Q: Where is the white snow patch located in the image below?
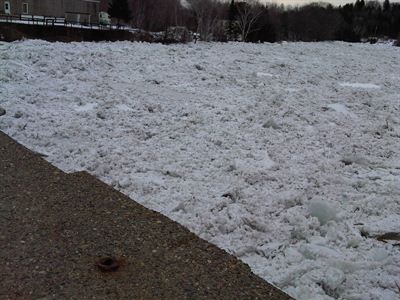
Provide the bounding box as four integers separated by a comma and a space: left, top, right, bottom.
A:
339, 82, 381, 89
362, 215, 400, 236
256, 72, 275, 78
74, 102, 97, 112
116, 104, 133, 111
327, 103, 357, 118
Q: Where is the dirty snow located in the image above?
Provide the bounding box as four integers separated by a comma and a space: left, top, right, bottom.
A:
1, 40, 400, 300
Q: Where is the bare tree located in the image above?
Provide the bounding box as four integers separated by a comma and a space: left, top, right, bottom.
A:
129, 0, 183, 31
235, 0, 263, 41
186, 0, 221, 41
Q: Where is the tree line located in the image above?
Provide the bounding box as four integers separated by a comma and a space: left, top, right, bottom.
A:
108, 0, 400, 42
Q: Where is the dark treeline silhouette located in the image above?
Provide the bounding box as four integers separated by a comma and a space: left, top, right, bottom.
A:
108, 0, 400, 42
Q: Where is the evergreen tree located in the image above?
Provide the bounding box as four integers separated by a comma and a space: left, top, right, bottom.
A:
383, 0, 390, 12
108, 0, 132, 25
227, 0, 239, 40
355, 0, 365, 11
228, 0, 236, 22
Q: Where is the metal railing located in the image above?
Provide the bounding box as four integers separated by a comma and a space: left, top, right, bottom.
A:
0, 13, 116, 30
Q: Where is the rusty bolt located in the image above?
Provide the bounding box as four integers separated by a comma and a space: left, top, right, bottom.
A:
96, 257, 120, 272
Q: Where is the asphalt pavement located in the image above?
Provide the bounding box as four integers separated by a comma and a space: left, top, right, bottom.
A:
0, 131, 292, 299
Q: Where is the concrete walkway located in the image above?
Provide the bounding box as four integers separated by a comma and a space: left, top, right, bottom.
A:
0, 131, 292, 299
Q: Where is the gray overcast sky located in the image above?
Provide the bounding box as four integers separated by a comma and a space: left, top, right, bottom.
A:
184, 0, 399, 8
263, 0, 400, 6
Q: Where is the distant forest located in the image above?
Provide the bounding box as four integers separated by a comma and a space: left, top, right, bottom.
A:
109, 0, 400, 42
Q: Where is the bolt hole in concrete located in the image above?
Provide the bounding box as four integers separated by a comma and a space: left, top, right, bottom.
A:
96, 257, 120, 272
